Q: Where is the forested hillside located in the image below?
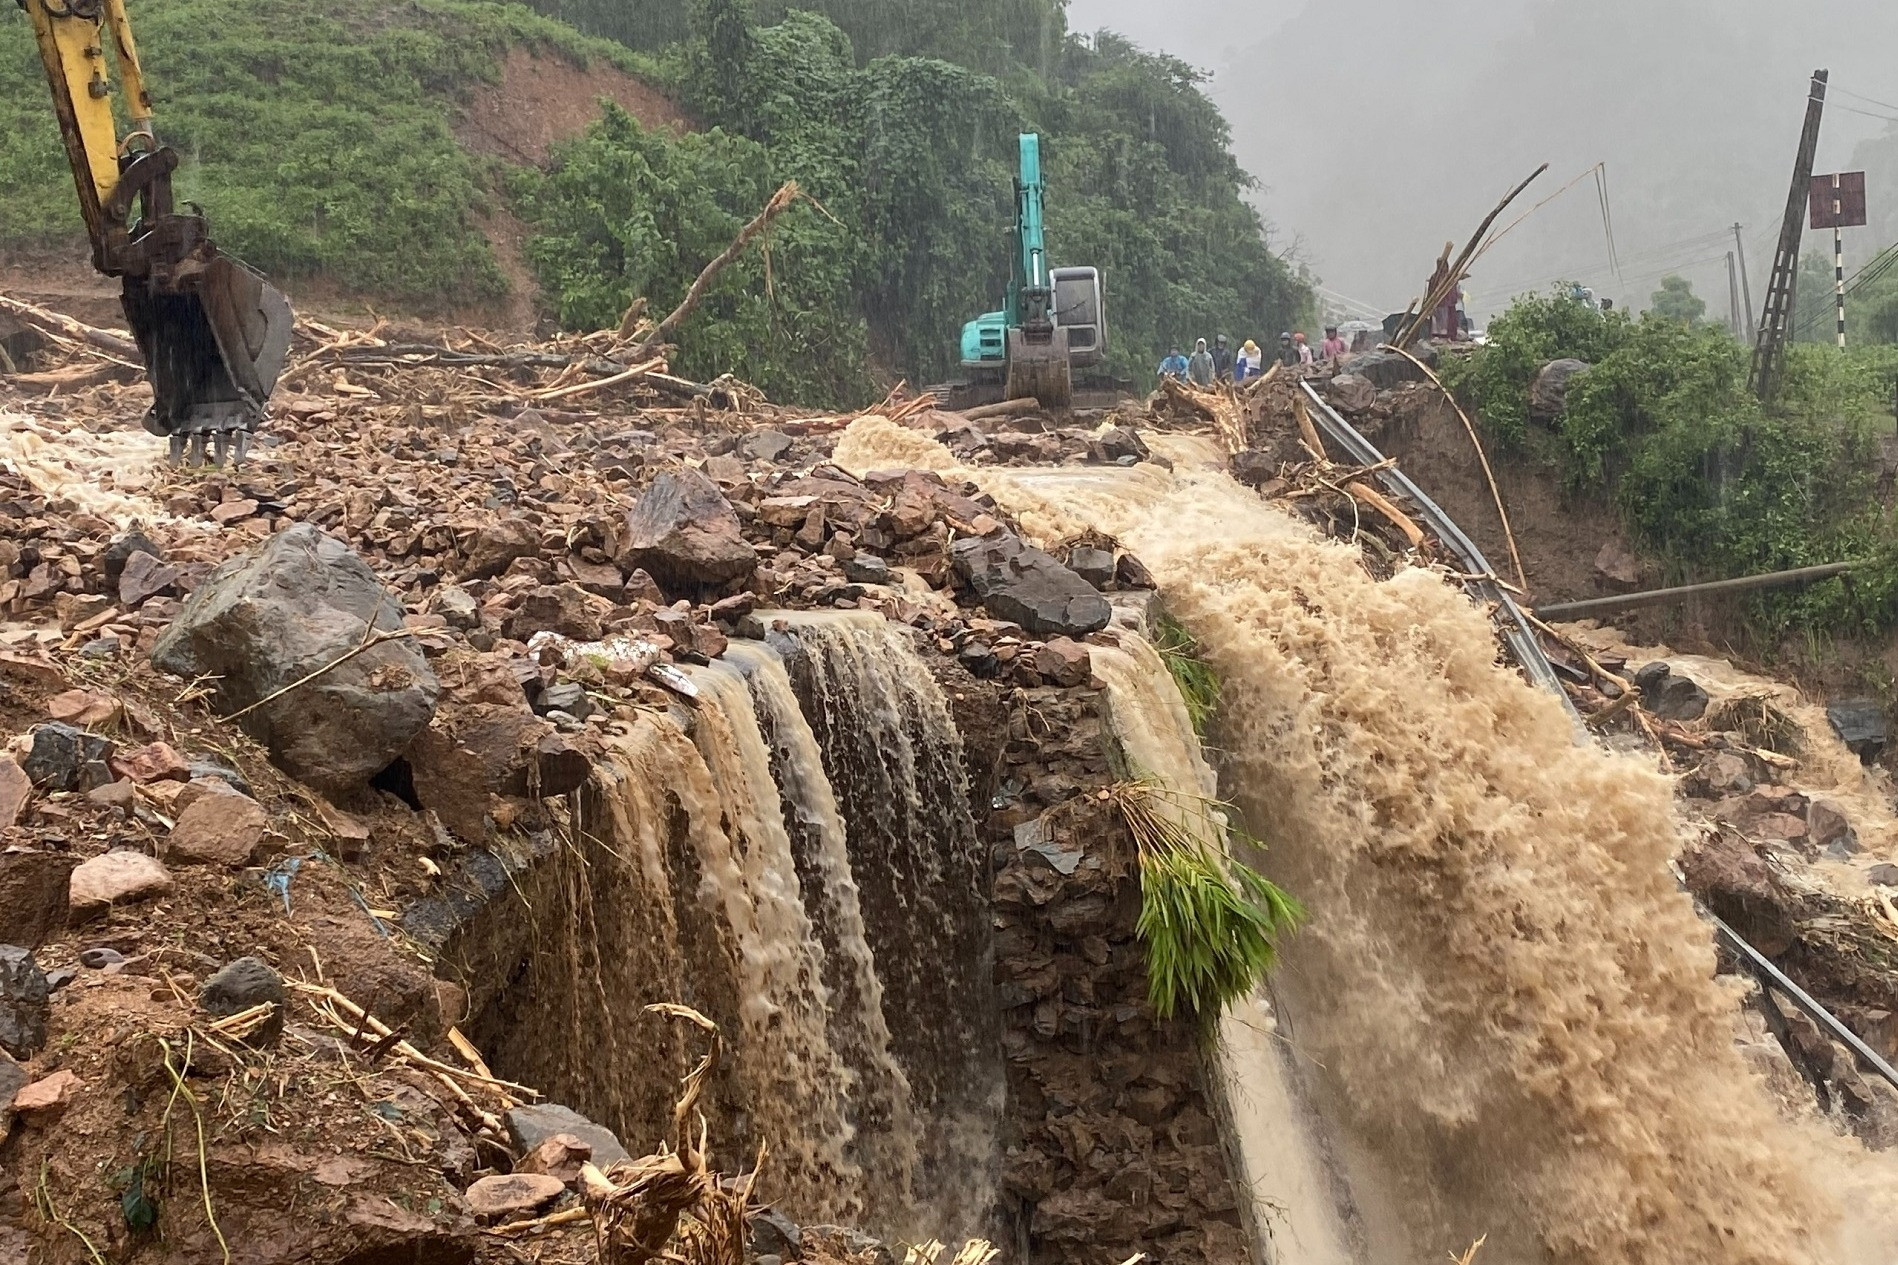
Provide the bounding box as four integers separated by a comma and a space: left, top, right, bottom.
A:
0, 0, 1310, 406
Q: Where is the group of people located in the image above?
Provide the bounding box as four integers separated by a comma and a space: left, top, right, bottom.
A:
1158, 327, 1351, 387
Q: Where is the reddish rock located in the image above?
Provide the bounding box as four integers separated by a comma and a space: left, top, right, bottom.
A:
168, 794, 271, 867
519, 1132, 592, 1186
1680, 831, 1797, 955
1035, 638, 1093, 688
0, 652, 64, 689
118, 549, 181, 606
464, 518, 542, 580
109, 742, 191, 784
464, 1172, 565, 1222
68, 850, 172, 919
1808, 799, 1855, 850
558, 556, 626, 602
614, 469, 757, 591
0, 757, 28, 828
1752, 812, 1810, 845
45, 689, 120, 727
506, 584, 606, 642
12, 1069, 80, 1122
624, 569, 665, 606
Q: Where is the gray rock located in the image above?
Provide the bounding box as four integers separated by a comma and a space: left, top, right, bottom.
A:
435, 586, 480, 630
1342, 345, 1433, 390
614, 469, 757, 591
749, 1207, 803, 1261
950, 534, 1111, 637
1530, 358, 1591, 424
0, 946, 48, 1058
1651, 673, 1710, 723
1065, 545, 1116, 590
118, 549, 181, 606
0, 1048, 24, 1138
535, 682, 593, 722
150, 524, 440, 794
78, 947, 124, 970
102, 531, 162, 582
741, 429, 795, 462
1096, 427, 1148, 463
1828, 699, 1888, 763
188, 757, 252, 798
1632, 661, 1672, 694
1327, 372, 1378, 414
1228, 449, 1279, 489
198, 956, 288, 1045
43, 967, 75, 992
1869, 863, 1898, 887
505, 1103, 630, 1169
841, 553, 892, 586
23, 723, 115, 792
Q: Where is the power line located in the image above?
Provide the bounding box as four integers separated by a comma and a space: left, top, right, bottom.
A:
1833, 103, 1898, 125
1836, 85, 1898, 114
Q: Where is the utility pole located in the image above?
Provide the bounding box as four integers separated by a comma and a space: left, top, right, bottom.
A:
1751, 70, 1828, 405
1732, 223, 1757, 342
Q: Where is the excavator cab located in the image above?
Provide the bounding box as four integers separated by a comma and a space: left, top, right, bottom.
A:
22, 0, 292, 465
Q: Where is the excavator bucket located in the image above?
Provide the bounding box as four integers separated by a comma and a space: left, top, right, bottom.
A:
1004, 325, 1073, 408
122, 253, 293, 467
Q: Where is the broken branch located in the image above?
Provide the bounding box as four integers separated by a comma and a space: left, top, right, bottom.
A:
628, 181, 802, 365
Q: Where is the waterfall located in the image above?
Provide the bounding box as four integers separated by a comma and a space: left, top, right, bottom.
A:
763, 610, 1005, 1238
476, 616, 997, 1239
963, 447, 1894, 1264
723, 640, 921, 1228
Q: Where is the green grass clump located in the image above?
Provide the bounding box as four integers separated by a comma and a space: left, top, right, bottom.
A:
1112, 781, 1302, 1026
1152, 614, 1220, 736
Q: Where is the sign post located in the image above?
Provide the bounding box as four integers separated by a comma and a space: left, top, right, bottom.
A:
1810, 171, 1868, 348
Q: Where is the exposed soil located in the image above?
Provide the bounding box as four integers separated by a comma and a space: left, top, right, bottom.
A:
455, 47, 692, 167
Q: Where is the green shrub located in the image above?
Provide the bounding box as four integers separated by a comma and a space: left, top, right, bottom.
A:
1450, 287, 1898, 639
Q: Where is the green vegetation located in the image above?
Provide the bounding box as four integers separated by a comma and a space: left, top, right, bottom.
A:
1, 0, 1310, 406
520, 3, 1312, 403
1153, 613, 1221, 736
1793, 242, 1898, 346
1648, 274, 1705, 326
0, 0, 641, 302
1109, 782, 1303, 1026
1444, 286, 1898, 638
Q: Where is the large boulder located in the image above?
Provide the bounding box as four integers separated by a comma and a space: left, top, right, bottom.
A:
1530, 358, 1591, 425
1828, 699, 1888, 763
951, 534, 1112, 637
151, 525, 439, 793
1342, 345, 1434, 391
613, 469, 756, 591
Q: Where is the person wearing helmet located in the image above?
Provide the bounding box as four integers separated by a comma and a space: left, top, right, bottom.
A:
1294, 331, 1315, 367
1278, 332, 1298, 367
1236, 339, 1265, 381
1321, 325, 1347, 360
1158, 345, 1190, 382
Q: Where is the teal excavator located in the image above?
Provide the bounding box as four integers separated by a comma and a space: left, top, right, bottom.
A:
955, 133, 1106, 409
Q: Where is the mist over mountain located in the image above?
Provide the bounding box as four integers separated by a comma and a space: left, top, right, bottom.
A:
1068, 0, 1898, 321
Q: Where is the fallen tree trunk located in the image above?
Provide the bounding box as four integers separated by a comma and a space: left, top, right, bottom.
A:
961, 397, 1041, 422
0, 292, 142, 361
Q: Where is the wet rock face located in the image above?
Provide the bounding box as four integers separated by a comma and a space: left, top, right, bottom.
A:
1827, 699, 1888, 763
151, 523, 440, 793
950, 534, 1111, 637
614, 468, 757, 591
1530, 358, 1591, 424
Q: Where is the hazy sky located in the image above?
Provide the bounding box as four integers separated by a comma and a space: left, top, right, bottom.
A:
1068, 0, 1898, 321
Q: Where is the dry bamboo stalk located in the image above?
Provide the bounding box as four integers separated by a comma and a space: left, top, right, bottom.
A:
1378, 342, 1528, 593
1344, 481, 1425, 548
1395, 164, 1549, 349
289, 981, 539, 1100
447, 1026, 495, 1081
534, 357, 667, 402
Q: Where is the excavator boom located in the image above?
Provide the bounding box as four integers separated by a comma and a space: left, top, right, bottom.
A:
19, 0, 292, 465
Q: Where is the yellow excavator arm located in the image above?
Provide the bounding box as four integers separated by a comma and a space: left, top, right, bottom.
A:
19, 0, 291, 466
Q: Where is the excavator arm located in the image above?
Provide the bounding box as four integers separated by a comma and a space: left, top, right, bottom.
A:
19, 0, 292, 465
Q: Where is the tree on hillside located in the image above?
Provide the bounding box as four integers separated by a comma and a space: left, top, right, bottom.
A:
1650, 275, 1705, 326
688, 0, 756, 125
